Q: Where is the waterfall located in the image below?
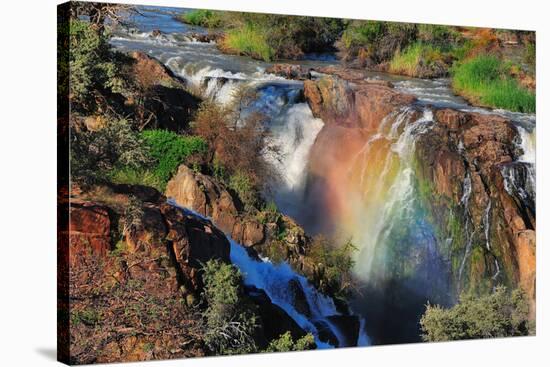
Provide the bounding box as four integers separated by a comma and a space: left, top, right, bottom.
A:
168, 201, 370, 349
345, 109, 437, 282
264, 103, 325, 220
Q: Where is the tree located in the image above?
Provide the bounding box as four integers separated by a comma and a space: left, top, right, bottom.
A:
69, 2, 137, 31
265, 331, 315, 352
420, 286, 533, 342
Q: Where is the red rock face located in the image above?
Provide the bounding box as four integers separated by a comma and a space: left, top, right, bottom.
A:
303, 73, 536, 311
69, 201, 112, 266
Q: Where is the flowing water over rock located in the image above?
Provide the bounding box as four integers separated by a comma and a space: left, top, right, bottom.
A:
112, 6, 536, 347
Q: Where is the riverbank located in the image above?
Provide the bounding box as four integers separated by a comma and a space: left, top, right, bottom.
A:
177, 9, 535, 113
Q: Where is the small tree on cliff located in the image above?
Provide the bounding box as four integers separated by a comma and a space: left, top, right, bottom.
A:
201, 260, 259, 355
420, 286, 533, 341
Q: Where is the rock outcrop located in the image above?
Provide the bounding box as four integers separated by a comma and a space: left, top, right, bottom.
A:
65, 184, 309, 363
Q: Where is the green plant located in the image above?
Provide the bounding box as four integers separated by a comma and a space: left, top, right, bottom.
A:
265, 331, 315, 352
451, 55, 535, 112
229, 171, 259, 211
140, 130, 208, 189
202, 260, 259, 355
108, 167, 164, 192
68, 19, 125, 112
179, 9, 223, 27
70, 119, 151, 186
222, 24, 274, 61
71, 309, 101, 326
389, 42, 445, 76
420, 286, 532, 341
308, 236, 358, 298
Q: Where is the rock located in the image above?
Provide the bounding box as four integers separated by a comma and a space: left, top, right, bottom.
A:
304, 75, 416, 130
166, 164, 238, 234
266, 63, 312, 80
68, 201, 112, 266
327, 315, 360, 347
288, 279, 311, 317
313, 320, 339, 347
245, 286, 308, 348
128, 52, 200, 132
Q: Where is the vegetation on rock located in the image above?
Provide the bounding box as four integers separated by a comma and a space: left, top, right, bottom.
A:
201, 260, 260, 355
265, 331, 315, 352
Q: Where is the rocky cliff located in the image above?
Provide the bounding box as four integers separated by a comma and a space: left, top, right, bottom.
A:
302, 71, 536, 317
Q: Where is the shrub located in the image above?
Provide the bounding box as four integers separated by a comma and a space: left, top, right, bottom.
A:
417, 24, 461, 45
389, 42, 445, 76
265, 331, 315, 352
221, 24, 274, 61
451, 55, 535, 112
179, 9, 223, 27
420, 286, 532, 341
68, 19, 125, 112
339, 21, 417, 64
308, 236, 357, 298
140, 130, 208, 189
202, 260, 259, 355
70, 119, 151, 186
229, 171, 259, 211
192, 99, 272, 204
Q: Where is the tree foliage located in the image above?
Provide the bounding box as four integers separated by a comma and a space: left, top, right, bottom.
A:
70, 119, 151, 186
420, 286, 533, 342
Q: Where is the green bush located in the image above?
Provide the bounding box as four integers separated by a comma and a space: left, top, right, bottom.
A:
420, 286, 532, 341
68, 19, 125, 112
70, 119, 151, 186
179, 9, 223, 27
265, 331, 315, 352
229, 171, 259, 211
140, 130, 208, 189
108, 167, 164, 192
451, 55, 535, 112
308, 236, 357, 298
202, 260, 259, 355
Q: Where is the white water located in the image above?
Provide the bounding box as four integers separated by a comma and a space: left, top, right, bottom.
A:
264, 103, 325, 219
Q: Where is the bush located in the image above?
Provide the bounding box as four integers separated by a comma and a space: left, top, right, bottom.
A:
70, 119, 151, 186
68, 19, 125, 112
108, 167, 164, 192
192, 99, 272, 205
179, 9, 223, 27
202, 260, 259, 355
308, 236, 357, 298
339, 21, 417, 64
229, 171, 259, 211
265, 331, 315, 352
140, 130, 208, 189
420, 286, 533, 341
451, 55, 535, 112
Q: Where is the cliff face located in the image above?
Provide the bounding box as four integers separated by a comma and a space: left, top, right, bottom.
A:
64, 184, 307, 363
302, 73, 536, 315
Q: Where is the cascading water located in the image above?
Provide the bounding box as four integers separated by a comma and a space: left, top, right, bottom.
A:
169, 201, 370, 348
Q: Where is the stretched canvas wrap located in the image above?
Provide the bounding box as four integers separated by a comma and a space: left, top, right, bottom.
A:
57, 1, 536, 364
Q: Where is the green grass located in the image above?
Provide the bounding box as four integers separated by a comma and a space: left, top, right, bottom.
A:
108, 167, 164, 192
221, 24, 274, 62
389, 42, 444, 75
451, 55, 535, 113
179, 9, 222, 28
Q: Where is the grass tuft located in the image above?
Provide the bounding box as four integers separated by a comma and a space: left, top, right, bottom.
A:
451, 55, 535, 113
220, 25, 274, 62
